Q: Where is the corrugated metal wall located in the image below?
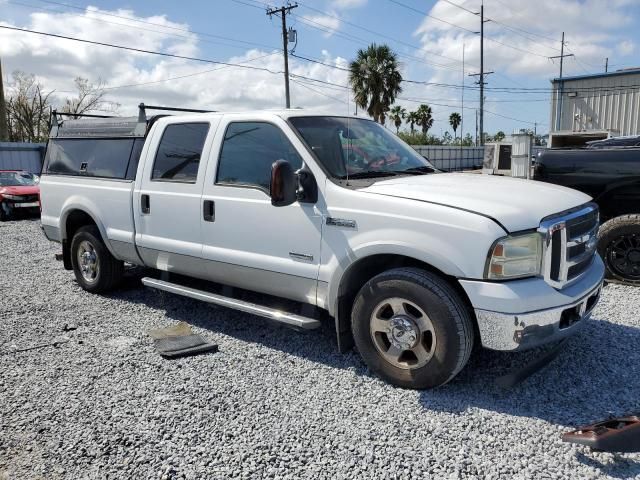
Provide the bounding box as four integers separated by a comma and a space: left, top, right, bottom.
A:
0, 142, 45, 174
551, 71, 640, 135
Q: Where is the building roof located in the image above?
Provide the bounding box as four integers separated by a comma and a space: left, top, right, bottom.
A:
551, 68, 640, 83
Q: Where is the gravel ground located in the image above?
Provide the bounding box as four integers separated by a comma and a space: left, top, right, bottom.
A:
1, 219, 639, 480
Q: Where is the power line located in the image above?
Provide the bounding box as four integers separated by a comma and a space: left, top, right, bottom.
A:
0, 25, 283, 74
34, 0, 282, 52
387, 0, 479, 34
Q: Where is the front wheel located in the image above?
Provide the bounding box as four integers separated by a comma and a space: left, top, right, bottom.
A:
70, 226, 123, 292
598, 214, 640, 285
351, 267, 474, 389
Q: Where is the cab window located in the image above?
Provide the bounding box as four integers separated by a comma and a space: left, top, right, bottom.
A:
216, 122, 303, 191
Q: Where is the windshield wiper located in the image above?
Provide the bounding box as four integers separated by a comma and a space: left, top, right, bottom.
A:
394, 166, 436, 175
338, 171, 398, 180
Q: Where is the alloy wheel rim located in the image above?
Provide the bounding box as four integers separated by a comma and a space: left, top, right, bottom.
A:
607, 234, 640, 280
369, 297, 436, 370
77, 240, 99, 283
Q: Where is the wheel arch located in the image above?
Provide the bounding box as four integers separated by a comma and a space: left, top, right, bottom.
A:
60, 204, 115, 270
331, 252, 475, 353
593, 181, 640, 221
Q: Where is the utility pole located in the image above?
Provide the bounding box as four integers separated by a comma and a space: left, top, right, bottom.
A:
605, 57, 609, 73
469, 71, 493, 144
475, 109, 478, 146
267, 3, 298, 109
0, 57, 8, 142
550, 32, 574, 131
461, 42, 465, 145
467, 1, 490, 145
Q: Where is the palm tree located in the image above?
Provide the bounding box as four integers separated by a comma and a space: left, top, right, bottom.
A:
406, 111, 419, 134
449, 112, 461, 141
415, 104, 433, 135
349, 44, 403, 124
389, 105, 406, 134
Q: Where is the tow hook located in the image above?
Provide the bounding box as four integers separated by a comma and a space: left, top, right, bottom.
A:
562, 415, 640, 453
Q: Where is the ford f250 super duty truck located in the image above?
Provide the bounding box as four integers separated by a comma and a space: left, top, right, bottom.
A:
40, 106, 605, 389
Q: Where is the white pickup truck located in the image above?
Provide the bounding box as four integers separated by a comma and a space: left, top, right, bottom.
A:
40, 106, 605, 388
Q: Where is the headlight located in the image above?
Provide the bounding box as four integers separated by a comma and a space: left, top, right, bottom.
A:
2, 194, 22, 200
485, 232, 542, 280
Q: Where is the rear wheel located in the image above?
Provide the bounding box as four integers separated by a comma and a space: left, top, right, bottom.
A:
70, 226, 123, 292
599, 214, 640, 285
351, 267, 474, 389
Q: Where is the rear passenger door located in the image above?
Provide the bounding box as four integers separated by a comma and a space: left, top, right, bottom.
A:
134, 119, 218, 276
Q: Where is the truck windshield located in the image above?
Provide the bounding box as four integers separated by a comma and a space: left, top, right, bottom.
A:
0, 171, 37, 186
289, 116, 435, 179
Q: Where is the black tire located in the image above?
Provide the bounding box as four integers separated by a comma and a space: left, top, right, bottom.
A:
351, 267, 474, 389
598, 214, 640, 285
70, 225, 124, 293
0, 202, 10, 222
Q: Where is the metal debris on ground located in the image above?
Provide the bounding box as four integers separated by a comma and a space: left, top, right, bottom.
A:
149, 321, 218, 359
562, 415, 640, 453
0, 338, 70, 355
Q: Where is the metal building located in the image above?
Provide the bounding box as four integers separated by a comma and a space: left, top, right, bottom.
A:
549, 68, 640, 147
0, 142, 46, 174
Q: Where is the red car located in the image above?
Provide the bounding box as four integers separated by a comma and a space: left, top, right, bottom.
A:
0, 170, 41, 221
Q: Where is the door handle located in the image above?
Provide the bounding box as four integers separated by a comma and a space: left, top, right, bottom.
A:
203, 200, 215, 222
141, 194, 150, 214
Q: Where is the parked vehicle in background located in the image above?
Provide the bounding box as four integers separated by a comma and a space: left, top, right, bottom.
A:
0, 170, 41, 221
534, 146, 640, 284
586, 135, 640, 148
39, 106, 604, 389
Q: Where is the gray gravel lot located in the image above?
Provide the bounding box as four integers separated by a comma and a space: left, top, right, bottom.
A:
1, 219, 639, 479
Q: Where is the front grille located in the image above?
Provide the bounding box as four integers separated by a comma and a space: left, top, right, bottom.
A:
540, 203, 599, 289
7, 194, 39, 203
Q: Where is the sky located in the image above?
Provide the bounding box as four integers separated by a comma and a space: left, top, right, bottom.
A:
1, 0, 639, 137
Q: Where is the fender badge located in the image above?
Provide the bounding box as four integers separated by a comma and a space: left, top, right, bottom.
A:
326, 217, 356, 229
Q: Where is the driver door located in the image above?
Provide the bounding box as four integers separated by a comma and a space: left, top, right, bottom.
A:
200, 116, 323, 305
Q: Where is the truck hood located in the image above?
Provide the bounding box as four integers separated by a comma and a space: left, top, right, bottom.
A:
359, 173, 591, 232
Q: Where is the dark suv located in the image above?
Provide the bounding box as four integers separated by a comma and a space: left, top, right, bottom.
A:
534, 146, 640, 284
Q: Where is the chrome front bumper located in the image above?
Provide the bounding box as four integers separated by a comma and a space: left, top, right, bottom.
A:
461, 254, 605, 352
475, 282, 603, 351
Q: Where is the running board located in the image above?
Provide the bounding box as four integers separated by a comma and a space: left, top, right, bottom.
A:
141, 277, 322, 330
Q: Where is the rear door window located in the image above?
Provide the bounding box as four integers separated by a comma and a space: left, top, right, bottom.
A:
151, 123, 210, 183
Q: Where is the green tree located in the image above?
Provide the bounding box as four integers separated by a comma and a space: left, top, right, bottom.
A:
415, 104, 434, 134
493, 130, 506, 142
389, 105, 406, 134
449, 112, 461, 140
406, 111, 419, 133
349, 44, 403, 124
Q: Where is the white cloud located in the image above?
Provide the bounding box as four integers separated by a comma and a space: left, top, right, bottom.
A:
301, 13, 341, 38
414, 0, 632, 81
0, 7, 351, 115
618, 39, 635, 56
331, 0, 368, 9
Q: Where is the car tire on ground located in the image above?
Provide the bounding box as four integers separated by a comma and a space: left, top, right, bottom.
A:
70, 225, 124, 293
598, 214, 640, 285
351, 267, 474, 389
0, 203, 10, 221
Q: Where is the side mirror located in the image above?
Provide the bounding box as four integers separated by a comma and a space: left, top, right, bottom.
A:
270, 160, 297, 207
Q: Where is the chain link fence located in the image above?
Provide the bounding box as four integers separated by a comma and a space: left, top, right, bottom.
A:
412, 145, 547, 172
411, 145, 485, 172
